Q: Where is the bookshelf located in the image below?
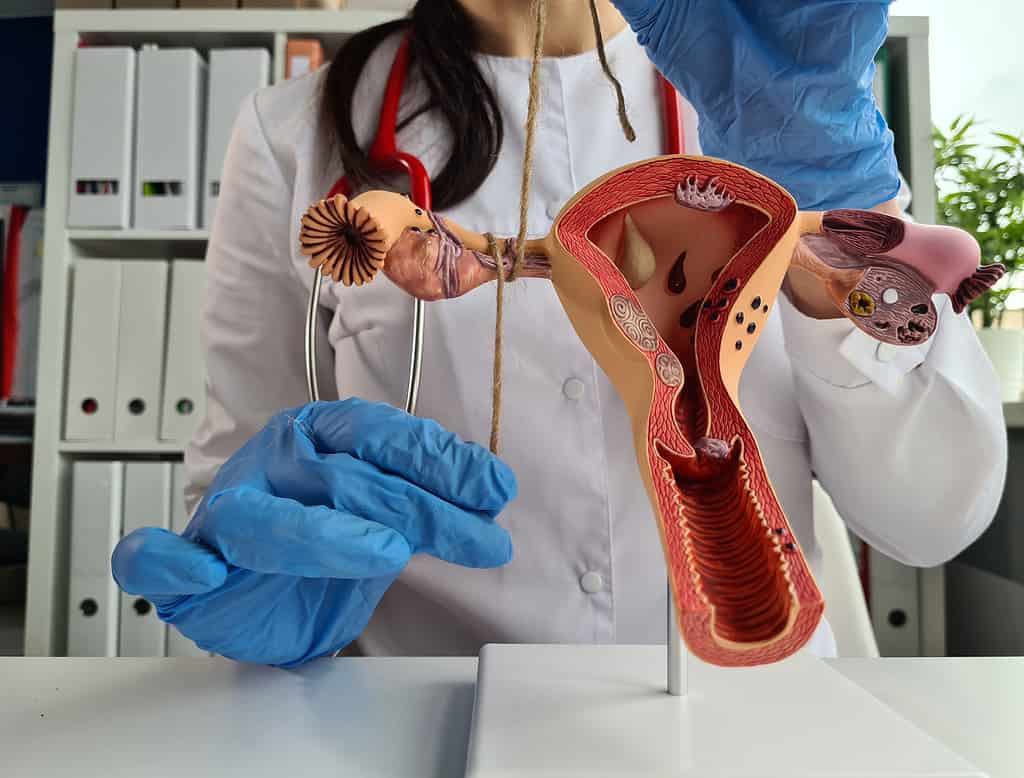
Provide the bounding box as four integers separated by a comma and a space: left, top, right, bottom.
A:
884, 15, 936, 225
25, 8, 404, 657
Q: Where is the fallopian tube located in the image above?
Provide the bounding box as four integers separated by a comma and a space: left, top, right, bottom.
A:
299, 155, 1001, 666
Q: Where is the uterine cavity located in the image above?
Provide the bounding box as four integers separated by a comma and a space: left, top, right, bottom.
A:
670, 441, 792, 644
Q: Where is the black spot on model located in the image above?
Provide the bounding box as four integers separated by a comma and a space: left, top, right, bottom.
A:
667, 251, 687, 295
680, 299, 701, 328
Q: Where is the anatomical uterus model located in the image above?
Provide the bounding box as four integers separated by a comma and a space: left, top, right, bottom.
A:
299, 155, 1000, 666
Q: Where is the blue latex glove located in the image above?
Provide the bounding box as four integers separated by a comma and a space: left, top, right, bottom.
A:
613, 0, 900, 210
111, 399, 516, 667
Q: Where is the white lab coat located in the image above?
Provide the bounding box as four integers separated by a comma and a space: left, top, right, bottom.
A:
186, 29, 1007, 657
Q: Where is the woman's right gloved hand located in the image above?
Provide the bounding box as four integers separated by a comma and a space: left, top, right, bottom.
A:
612, 0, 899, 211
111, 399, 516, 667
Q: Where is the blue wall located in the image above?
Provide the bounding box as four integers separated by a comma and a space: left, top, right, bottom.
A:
0, 16, 53, 188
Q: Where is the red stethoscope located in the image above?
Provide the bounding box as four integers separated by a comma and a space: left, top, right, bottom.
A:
305, 35, 687, 411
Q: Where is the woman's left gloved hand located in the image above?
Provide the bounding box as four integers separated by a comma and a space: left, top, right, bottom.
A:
111, 400, 516, 667
612, 0, 900, 211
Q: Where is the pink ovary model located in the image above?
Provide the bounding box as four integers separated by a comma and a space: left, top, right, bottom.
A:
796, 209, 1002, 345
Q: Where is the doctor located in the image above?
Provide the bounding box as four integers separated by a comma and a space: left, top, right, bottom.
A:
112, 0, 1006, 667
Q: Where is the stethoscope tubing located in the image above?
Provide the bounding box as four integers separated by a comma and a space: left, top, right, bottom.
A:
305, 274, 425, 413
304, 269, 323, 403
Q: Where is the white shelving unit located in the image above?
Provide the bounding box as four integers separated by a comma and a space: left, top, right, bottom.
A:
25, 8, 403, 657
25, 10, 940, 657
1004, 401, 1024, 429
884, 15, 937, 226
869, 16, 949, 660
56, 441, 188, 455
68, 229, 211, 241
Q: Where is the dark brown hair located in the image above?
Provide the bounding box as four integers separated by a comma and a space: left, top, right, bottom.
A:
320, 1, 504, 211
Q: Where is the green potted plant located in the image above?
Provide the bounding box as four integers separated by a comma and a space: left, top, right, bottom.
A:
934, 116, 1024, 401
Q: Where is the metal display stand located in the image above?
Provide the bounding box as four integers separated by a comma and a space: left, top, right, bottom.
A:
668, 584, 685, 695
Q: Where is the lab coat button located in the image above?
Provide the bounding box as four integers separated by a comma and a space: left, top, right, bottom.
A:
546, 202, 561, 220
875, 343, 896, 363
580, 571, 604, 594
563, 378, 585, 400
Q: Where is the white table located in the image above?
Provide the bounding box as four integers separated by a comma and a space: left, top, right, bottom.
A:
0, 655, 1019, 778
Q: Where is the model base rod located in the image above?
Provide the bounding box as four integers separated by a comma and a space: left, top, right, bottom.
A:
668, 581, 687, 696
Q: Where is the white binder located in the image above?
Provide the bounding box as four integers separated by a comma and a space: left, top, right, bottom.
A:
869, 548, 922, 656
67, 47, 135, 229
68, 461, 124, 657
134, 47, 207, 230
64, 260, 122, 440
169, 464, 192, 536
118, 463, 172, 657
12, 208, 45, 400
160, 261, 207, 443
166, 462, 208, 657
113, 261, 169, 442
203, 48, 270, 228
